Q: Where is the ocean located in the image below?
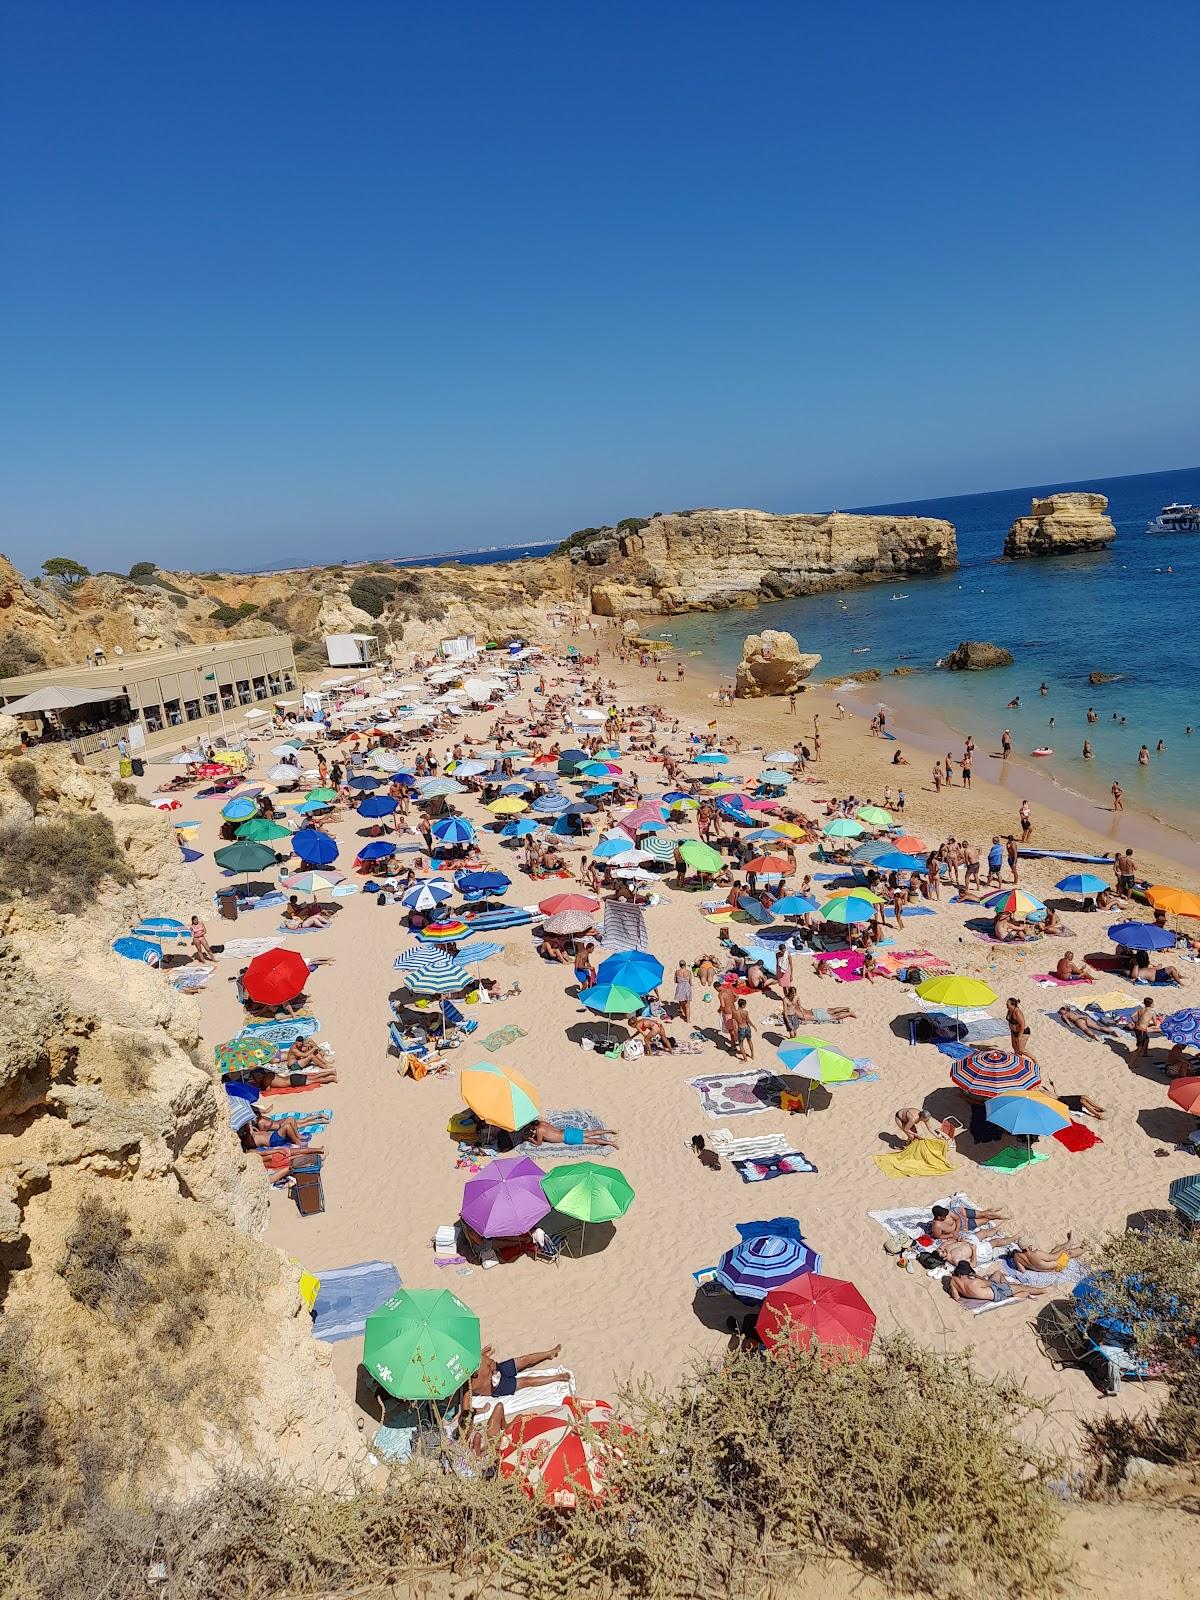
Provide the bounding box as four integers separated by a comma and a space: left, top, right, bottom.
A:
643, 467, 1200, 832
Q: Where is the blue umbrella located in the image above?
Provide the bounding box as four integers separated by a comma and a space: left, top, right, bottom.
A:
432, 816, 475, 844
501, 818, 540, 838
347, 775, 380, 791
533, 795, 569, 814
584, 783, 616, 797
594, 836, 633, 859
220, 797, 257, 822
870, 851, 928, 873
358, 840, 397, 861
564, 801, 595, 817
772, 894, 819, 916
292, 828, 339, 866
744, 828, 785, 843
1056, 873, 1109, 897
715, 1222, 821, 1301
112, 935, 163, 964
130, 916, 190, 939
500, 781, 532, 795
693, 752, 729, 766
456, 940, 504, 966
458, 870, 510, 894
596, 951, 665, 993
358, 794, 398, 818
1162, 1008, 1200, 1047
758, 770, 792, 786
1108, 922, 1175, 951
293, 798, 330, 815
405, 959, 471, 994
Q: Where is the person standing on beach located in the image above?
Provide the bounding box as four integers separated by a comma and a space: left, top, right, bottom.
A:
1019, 800, 1032, 842
986, 837, 1003, 887
1111, 780, 1124, 812
787, 693, 796, 715
1005, 836, 1019, 883
960, 748, 972, 788
1007, 997, 1032, 1058
931, 762, 942, 793
1001, 729, 1012, 760
943, 752, 954, 786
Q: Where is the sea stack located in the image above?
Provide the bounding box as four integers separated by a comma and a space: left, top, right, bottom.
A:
735, 629, 821, 697
1002, 492, 1116, 559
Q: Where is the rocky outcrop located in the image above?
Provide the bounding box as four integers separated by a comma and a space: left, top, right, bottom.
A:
574, 508, 956, 617
734, 630, 821, 697
1089, 670, 1123, 685
1003, 492, 1117, 559
943, 640, 1014, 671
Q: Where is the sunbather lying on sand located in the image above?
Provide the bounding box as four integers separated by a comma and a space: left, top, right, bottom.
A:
239, 1116, 324, 1154
525, 1119, 619, 1149
229, 1061, 339, 1090
1056, 1005, 1126, 1041
929, 1202, 1008, 1241
947, 1262, 1043, 1303
1041, 1076, 1107, 1119
1005, 1234, 1084, 1274
469, 1343, 564, 1404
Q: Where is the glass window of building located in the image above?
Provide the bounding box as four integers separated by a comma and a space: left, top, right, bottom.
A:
184, 699, 201, 721
203, 693, 220, 716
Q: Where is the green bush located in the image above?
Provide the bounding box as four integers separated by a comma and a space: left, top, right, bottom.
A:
348, 572, 399, 618
0, 814, 135, 913
0, 633, 46, 680
5, 760, 39, 813
207, 601, 259, 628
554, 524, 611, 555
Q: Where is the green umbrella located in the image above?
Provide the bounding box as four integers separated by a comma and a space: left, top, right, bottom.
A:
305, 787, 337, 804
855, 805, 892, 828
363, 1288, 481, 1401
214, 841, 277, 876
822, 817, 865, 838
213, 1036, 277, 1073
235, 818, 291, 842
678, 838, 723, 874
541, 1161, 634, 1253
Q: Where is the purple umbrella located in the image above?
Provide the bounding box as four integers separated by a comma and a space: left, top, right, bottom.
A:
461, 1155, 550, 1238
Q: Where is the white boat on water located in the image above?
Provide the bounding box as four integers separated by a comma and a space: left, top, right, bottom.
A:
1146, 502, 1200, 533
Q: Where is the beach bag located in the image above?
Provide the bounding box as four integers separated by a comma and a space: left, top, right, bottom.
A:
622, 1037, 645, 1061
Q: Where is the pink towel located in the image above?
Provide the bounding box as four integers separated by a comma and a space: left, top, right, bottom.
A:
1032, 973, 1092, 986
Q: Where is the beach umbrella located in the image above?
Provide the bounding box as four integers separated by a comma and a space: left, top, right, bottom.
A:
951, 1048, 1040, 1099
347, 774, 380, 791
267, 764, 302, 784
593, 836, 632, 860
358, 794, 398, 819
1168, 1174, 1200, 1225
1056, 873, 1110, 898
357, 840, 397, 861
419, 778, 466, 799
406, 959, 471, 994
855, 805, 892, 827
557, 749, 588, 773
667, 796, 699, 812
235, 818, 291, 842
214, 841, 276, 876
678, 839, 723, 874
416, 920, 471, 943
544, 910, 596, 936
539, 893, 600, 916
112, 935, 163, 964
220, 797, 258, 822
130, 915, 190, 940
743, 855, 793, 877
579, 983, 643, 1018
595, 951, 664, 993
1107, 922, 1175, 951
820, 893, 882, 925
458, 870, 511, 895
283, 870, 344, 893
363, 1288, 480, 1401
822, 817, 865, 839
578, 760, 620, 777
293, 798, 332, 816
1162, 1009, 1200, 1047
764, 751, 798, 765
1167, 1077, 1200, 1115
501, 818, 540, 838
982, 888, 1046, 918
461, 1155, 550, 1238
777, 1035, 856, 1089
916, 975, 997, 1010
642, 834, 682, 862
372, 751, 411, 773
541, 1161, 634, 1226
499, 1398, 630, 1509
431, 816, 475, 845
394, 944, 449, 971
167, 748, 205, 764
242, 947, 310, 1006
715, 1226, 822, 1302
461, 1061, 539, 1132
758, 770, 793, 787
500, 780, 532, 795
771, 894, 819, 917
214, 1037, 277, 1073
892, 835, 927, 854
291, 828, 339, 866
456, 940, 504, 966
533, 795, 570, 815
744, 827, 785, 844
618, 803, 670, 832
401, 880, 454, 910
986, 1091, 1070, 1168
603, 847, 653, 869
488, 796, 528, 815
851, 839, 894, 864
1146, 885, 1200, 919
756, 1273, 876, 1358
870, 851, 927, 874
693, 752, 728, 766
305, 786, 337, 804
196, 761, 233, 778
584, 783, 616, 798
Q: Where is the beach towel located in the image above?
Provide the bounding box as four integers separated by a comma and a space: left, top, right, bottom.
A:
687, 1070, 785, 1118
276, 924, 325, 934
1032, 973, 1092, 986
332, 884, 358, 897
471, 1368, 575, 1426
872, 1136, 958, 1180
868, 1194, 978, 1246
1054, 1121, 1103, 1153
460, 1109, 613, 1164
732, 1151, 816, 1182
312, 1261, 403, 1342
480, 1023, 527, 1053
902, 905, 935, 916
971, 931, 1039, 948
239, 1016, 319, 1046
602, 898, 650, 953
171, 967, 213, 992
217, 937, 277, 962
708, 1129, 795, 1159
983, 1147, 1050, 1172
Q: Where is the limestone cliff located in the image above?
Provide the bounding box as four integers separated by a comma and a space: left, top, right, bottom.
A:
1003, 492, 1117, 559
735, 630, 822, 697
571, 509, 957, 617
0, 718, 365, 1496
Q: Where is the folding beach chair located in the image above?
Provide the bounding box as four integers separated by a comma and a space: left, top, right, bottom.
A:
291, 1154, 325, 1217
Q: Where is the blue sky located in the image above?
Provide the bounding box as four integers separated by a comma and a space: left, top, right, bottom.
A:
3, 1, 1197, 573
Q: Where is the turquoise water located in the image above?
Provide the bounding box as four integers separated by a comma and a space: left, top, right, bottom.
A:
652, 467, 1200, 829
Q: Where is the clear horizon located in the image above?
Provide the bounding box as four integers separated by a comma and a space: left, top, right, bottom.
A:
3, 2, 1197, 575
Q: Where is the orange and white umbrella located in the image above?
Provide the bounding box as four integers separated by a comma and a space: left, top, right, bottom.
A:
499, 1397, 631, 1508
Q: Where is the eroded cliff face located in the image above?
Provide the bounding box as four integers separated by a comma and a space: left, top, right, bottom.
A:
571, 509, 957, 617
1002, 492, 1117, 559
0, 719, 365, 1496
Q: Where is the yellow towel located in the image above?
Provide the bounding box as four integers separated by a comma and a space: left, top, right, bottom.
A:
872, 1137, 958, 1180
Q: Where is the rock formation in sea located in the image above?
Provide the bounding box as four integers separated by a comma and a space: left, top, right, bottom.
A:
734, 630, 821, 697
1002, 492, 1117, 559
575, 509, 957, 617
0, 717, 365, 1497
943, 640, 1015, 671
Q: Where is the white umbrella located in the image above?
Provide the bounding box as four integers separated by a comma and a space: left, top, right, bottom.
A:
271, 743, 301, 756
168, 749, 205, 764
575, 708, 607, 723
606, 848, 652, 868
268, 764, 302, 783
763, 750, 799, 765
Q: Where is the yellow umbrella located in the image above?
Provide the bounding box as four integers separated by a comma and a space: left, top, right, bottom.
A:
460, 1061, 539, 1132
488, 797, 528, 815
1147, 884, 1200, 919
771, 820, 805, 840
915, 975, 997, 1009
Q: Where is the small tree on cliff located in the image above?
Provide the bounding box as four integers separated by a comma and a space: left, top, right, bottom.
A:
41, 557, 90, 584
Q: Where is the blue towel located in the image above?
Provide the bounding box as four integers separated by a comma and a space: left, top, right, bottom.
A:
312, 1261, 403, 1342
904, 906, 935, 916
468, 907, 532, 931
935, 1041, 974, 1060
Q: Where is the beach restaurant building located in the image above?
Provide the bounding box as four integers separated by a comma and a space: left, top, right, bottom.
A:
0, 636, 298, 760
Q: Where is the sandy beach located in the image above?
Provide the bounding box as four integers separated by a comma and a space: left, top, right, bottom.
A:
137, 628, 1200, 1460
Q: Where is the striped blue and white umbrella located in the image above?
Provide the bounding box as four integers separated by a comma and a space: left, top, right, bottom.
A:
456, 940, 504, 965
405, 959, 471, 994
533, 794, 569, 814
715, 1231, 822, 1301
401, 880, 454, 911
393, 945, 448, 971
643, 834, 682, 862
432, 816, 475, 845
419, 777, 466, 799
131, 916, 191, 941
1162, 1008, 1200, 1047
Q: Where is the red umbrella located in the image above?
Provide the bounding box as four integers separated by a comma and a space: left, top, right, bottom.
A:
197, 762, 231, 777
743, 854, 794, 876
756, 1272, 876, 1358
538, 892, 600, 916
1168, 1076, 1200, 1115
499, 1397, 631, 1507
242, 947, 310, 1006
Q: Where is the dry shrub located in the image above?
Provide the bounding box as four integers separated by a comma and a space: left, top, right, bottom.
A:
12, 1336, 1065, 1600
5, 760, 39, 813
0, 812, 134, 912
110, 779, 148, 806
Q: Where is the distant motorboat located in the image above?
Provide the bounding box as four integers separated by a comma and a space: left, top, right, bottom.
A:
852, 647, 871, 654
890, 593, 909, 600
1147, 503, 1200, 533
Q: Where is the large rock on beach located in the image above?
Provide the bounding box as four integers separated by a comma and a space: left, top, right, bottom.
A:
1003, 492, 1117, 559
943, 640, 1014, 671
735, 630, 821, 697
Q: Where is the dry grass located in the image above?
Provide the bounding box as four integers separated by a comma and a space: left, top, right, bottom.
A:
0, 812, 135, 912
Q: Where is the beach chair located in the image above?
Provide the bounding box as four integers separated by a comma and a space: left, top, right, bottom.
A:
531, 1229, 567, 1265
1034, 1300, 1155, 1396
291, 1154, 325, 1217
441, 999, 478, 1035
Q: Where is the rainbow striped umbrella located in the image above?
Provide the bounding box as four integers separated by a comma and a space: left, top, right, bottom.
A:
417, 920, 471, 942
951, 1048, 1041, 1099
982, 888, 1045, 918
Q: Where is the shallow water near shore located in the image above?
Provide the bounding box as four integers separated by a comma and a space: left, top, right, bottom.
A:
650, 466, 1200, 834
